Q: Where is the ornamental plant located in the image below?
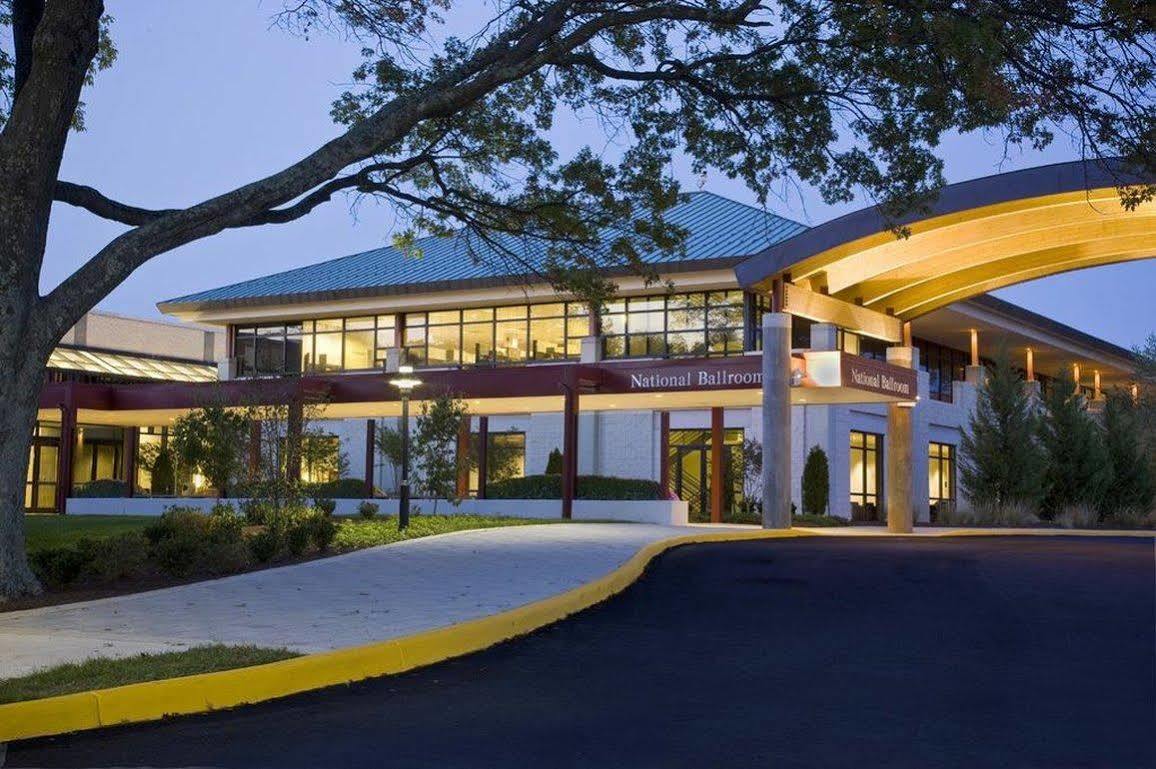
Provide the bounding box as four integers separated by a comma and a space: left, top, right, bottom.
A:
801, 446, 830, 516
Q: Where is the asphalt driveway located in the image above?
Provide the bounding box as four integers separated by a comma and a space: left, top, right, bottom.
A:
9, 536, 1155, 768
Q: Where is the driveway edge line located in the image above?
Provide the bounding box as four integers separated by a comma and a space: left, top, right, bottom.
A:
0, 528, 808, 743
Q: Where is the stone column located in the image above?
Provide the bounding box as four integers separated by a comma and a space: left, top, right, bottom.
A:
761, 312, 792, 529
886, 345, 918, 533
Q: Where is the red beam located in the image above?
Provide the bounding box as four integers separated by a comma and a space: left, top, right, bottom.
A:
710, 406, 724, 523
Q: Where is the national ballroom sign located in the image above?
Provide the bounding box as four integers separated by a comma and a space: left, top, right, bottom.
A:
628, 368, 763, 390
842, 357, 916, 398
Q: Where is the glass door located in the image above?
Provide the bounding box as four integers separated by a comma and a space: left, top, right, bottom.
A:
26, 439, 60, 513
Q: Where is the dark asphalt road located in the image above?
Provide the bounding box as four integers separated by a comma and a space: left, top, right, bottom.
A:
9, 536, 1155, 769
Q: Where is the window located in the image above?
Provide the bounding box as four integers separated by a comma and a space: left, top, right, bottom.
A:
469, 431, 525, 493
913, 338, 970, 403
400, 303, 584, 368
235, 316, 398, 375
928, 442, 955, 520
849, 431, 883, 522
602, 291, 745, 359
301, 434, 342, 484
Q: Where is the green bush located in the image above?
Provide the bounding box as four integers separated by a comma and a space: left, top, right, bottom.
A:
207, 507, 244, 544
241, 499, 274, 526
150, 448, 176, 496
313, 498, 337, 516
357, 501, 379, 519
544, 448, 563, 475
145, 507, 247, 577
29, 546, 92, 587
309, 513, 338, 552
486, 474, 664, 500
285, 519, 313, 556
78, 532, 149, 582
210, 501, 236, 517
73, 479, 130, 498
305, 477, 369, 499
801, 446, 830, 515
248, 530, 280, 563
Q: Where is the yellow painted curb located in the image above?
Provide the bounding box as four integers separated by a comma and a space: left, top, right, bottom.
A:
0, 528, 807, 743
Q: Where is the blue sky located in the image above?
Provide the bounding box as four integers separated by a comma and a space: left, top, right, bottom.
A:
42, 2, 1155, 349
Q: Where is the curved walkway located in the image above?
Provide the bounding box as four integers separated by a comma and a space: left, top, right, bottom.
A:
0, 523, 703, 678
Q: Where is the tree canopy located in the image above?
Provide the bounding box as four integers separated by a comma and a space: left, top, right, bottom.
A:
0, 0, 1154, 600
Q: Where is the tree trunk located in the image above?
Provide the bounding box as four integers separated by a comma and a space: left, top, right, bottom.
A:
0, 328, 50, 600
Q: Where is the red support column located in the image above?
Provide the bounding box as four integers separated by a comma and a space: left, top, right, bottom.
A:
455, 416, 471, 497
55, 399, 76, 514
659, 411, 671, 495
123, 427, 137, 498
476, 416, 489, 499
561, 377, 579, 520
710, 406, 724, 523
364, 419, 376, 497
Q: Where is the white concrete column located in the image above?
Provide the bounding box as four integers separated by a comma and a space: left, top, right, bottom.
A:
886, 345, 918, 534
579, 336, 602, 363
810, 322, 838, 351
761, 313, 792, 529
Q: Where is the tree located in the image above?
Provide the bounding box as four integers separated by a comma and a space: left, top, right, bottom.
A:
413, 391, 470, 513
545, 448, 563, 475
1037, 371, 1112, 519
169, 405, 250, 498
0, 3, 1152, 600
375, 421, 404, 495
1100, 389, 1154, 516
801, 445, 829, 516
738, 437, 762, 516
959, 348, 1046, 512
1132, 333, 1156, 481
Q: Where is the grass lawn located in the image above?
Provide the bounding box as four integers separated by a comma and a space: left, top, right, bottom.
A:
24, 514, 154, 551
0, 645, 300, 704
334, 514, 559, 550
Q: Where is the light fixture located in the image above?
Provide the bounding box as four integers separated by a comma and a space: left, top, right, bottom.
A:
789, 368, 806, 387
389, 363, 422, 530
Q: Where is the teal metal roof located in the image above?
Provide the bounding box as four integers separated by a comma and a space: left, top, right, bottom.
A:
160, 191, 806, 309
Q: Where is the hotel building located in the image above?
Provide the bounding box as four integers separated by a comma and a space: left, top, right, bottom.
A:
35, 160, 1152, 526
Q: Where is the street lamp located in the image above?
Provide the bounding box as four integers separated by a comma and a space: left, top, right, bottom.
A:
389, 364, 422, 530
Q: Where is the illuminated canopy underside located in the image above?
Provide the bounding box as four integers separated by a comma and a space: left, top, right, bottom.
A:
737, 161, 1156, 322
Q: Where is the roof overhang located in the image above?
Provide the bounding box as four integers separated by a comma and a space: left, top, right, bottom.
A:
735, 159, 1156, 321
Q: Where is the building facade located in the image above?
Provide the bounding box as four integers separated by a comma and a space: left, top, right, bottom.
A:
146, 166, 1142, 525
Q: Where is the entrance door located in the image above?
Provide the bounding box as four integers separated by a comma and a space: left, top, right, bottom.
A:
670, 428, 745, 522
26, 438, 60, 513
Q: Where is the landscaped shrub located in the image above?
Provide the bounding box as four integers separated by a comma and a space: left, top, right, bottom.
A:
1055, 503, 1100, 529
358, 501, 379, 519
145, 506, 247, 577
207, 505, 244, 544
791, 513, 850, 527
248, 530, 280, 563
29, 546, 92, 587
241, 499, 274, 526
313, 498, 337, 516
78, 532, 149, 582
285, 518, 313, 556
308, 513, 338, 552
305, 477, 369, 499
150, 448, 177, 496
73, 478, 130, 498
485, 475, 664, 500
1102, 508, 1156, 530
544, 448, 563, 475
801, 446, 830, 515
211, 501, 236, 517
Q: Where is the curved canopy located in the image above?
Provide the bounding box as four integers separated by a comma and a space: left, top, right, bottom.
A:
735, 160, 1156, 321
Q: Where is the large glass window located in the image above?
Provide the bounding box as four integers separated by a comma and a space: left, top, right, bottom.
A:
913, 338, 970, 403
397, 303, 584, 368
469, 431, 526, 493
928, 442, 955, 520
235, 316, 397, 375
849, 431, 883, 522
602, 291, 744, 359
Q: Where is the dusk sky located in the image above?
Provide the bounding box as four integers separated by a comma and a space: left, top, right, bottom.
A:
42, 2, 1156, 349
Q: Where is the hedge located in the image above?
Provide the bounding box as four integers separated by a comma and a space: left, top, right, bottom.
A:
485, 474, 664, 501
304, 477, 371, 499
72, 479, 130, 498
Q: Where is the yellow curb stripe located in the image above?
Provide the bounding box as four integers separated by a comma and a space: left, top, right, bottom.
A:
0, 528, 806, 743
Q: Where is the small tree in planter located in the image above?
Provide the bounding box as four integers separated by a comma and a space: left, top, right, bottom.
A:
375, 422, 404, 496
801, 446, 830, 515
738, 438, 763, 517
414, 392, 470, 514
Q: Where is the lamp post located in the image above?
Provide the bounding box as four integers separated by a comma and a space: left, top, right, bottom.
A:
389, 364, 422, 530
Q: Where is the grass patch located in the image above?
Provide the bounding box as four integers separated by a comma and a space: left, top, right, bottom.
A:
792, 513, 851, 527
24, 515, 154, 552
0, 644, 300, 704
334, 514, 554, 550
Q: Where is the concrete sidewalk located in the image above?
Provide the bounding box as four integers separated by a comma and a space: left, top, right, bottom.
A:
0, 523, 701, 678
